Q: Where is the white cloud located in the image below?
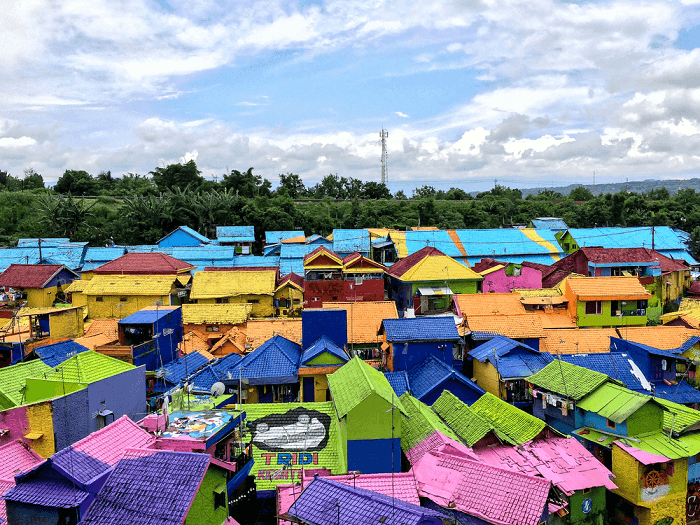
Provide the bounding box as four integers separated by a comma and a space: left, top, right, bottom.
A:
395, 112, 409, 118
0, 137, 37, 148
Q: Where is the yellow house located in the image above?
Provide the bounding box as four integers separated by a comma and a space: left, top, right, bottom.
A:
189, 269, 276, 317
273, 273, 304, 317
64, 279, 89, 308
79, 274, 182, 319
0, 264, 79, 308
181, 303, 252, 342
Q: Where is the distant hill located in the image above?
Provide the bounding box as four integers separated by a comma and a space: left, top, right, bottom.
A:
496, 178, 700, 198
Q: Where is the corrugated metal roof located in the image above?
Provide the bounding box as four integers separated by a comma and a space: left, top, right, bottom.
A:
382, 317, 460, 342
189, 269, 276, 299
119, 306, 180, 325
530, 218, 568, 230
332, 229, 370, 254
157, 226, 211, 245
577, 382, 652, 423
265, 231, 305, 244
216, 226, 255, 242
567, 227, 690, 251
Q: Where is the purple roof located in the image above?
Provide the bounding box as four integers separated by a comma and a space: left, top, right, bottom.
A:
79, 451, 210, 524
288, 476, 447, 525
51, 447, 111, 485
2, 475, 89, 508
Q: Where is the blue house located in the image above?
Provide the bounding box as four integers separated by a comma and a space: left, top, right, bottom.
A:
118, 306, 183, 371
279, 244, 319, 275
379, 317, 461, 372
223, 335, 302, 403
157, 225, 215, 248
31, 340, 90, 367
302, 309, 348, 351
216, 226, 255, 254
299, 335, 350, 402
405, 354, 484, 406
153, 350, 212, 394
0, 341, 24, 367
332, 229, 370, 257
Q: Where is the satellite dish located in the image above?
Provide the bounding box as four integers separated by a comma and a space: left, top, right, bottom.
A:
211, 382, 226, 396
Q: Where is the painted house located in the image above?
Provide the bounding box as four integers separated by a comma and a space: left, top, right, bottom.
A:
327, 356, 406, 473
386, 247, 482, 316
0, 440, 43, 523
189, 269, 276, 317
153, 350, 211, 394
321, 301, 398, 359
246, 318, 303, 350
78, 274, 184, 319
565, 276, 651, 328
274, 273, 304, 317
331, 229, 370, 257
0, 359, 52, 410
187, 352, 243, 395
303, 247, 385, 309
157, 225, 215, 247
474, 258, 544, 293
467, 335, 553, 407
216, 226, 255, 254
0, 264, 78, 308
181, 303, 251, 345
90, 252, 195, 277
299, 335, 350, 403
301, 309, 347, 352
379, 317, 461, 372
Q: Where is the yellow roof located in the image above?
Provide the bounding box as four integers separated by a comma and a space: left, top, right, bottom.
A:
566, 276, 650, 300
16, 306, 84, 317
466, 314, 545, 339
478, 265, 505, 276
455, 293, 526, 318
176, 275, 191, 286
65, 280, 90, 293
181, 304, 252, 325
680, 298, 700, 310
189, 270, 276, 300
532, 309, 577, 329
540, 328, 618, 354
179, 331, 214, 360
399, 255, 482, 282
365, 228, 395, 240
81, 275, 178, 296
245, 318, 302, 350
616, 326, 700, 350
388, 231, 407, 259
322, 301, 399, 344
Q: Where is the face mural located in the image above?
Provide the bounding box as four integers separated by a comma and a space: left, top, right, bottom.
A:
251, 407, 331, 452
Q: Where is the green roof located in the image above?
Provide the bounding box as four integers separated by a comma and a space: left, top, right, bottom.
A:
527, 360, 611, 400
471, 392, 547, 444
656, 397, 700, 435
577, 427, 700, 460
577, 383, 653, 424
0, 359, 52, 408
244, 402, 347, 491
431, 391, 497, 446
327, 357, 406, 418
40, 351, 136, 384
399, 393, 460, 452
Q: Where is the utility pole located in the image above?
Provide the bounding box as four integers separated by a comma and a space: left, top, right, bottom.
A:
380, 129, 389, 185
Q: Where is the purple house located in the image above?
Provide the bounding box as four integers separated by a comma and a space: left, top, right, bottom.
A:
285, 475, 448, 525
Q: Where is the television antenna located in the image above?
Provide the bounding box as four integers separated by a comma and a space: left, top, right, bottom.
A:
380, 128, 388, 185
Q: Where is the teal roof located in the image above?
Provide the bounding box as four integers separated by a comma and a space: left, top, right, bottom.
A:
528, 360, 613, 400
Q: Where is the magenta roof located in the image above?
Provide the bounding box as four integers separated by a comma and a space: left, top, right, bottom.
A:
69, 415, 155, 466
0, 441, 44, 481
0, 479, 13, 523
472, 436, 617, 494
412, 450, 551, 525
614, 441, 671, 465
405, 431, 478, 465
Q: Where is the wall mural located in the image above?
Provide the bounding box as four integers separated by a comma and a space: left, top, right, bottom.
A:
250, 407, 331, 452
688, 482, 700, 524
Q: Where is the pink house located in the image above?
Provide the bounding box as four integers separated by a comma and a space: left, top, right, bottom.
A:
473, 259, 543, 293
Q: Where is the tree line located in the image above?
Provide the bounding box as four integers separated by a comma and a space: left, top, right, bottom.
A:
1, 162, 700, 257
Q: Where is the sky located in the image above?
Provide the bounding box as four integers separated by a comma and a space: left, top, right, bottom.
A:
3, 0, 700, 193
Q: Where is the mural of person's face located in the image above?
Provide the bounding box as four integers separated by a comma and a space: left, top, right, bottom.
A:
251, 407, 331, 452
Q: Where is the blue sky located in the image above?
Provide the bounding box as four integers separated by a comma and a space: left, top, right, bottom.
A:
2, 0, 700, 193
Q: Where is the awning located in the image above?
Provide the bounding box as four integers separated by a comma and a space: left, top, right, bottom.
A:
24, 432, 44, 440
417, 286, 453, 296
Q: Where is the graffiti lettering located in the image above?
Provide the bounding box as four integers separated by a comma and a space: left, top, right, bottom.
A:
277, 453, 318, 467
688, 482, 700, 524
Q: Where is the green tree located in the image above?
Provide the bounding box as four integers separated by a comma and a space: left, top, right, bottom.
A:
22, 168, 44, 190
569, 186, 594, 201
361, 182, 392, 200
278, 173, 307, 198
150, 160, 203, 193
413, 185, 437, 199
54, 170, 97, 195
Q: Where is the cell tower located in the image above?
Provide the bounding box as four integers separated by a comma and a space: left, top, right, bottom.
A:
380, 128, 388, 184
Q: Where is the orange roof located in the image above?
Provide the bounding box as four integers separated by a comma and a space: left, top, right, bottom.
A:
210, 326, 246, 356
281, 235, 307, 244
679, 315, 700, 329
74, 333, 119, 350
84, 319, 119, 340
322, 301, 399, 344
179, 331, 214, 360
298, 365, 344, 376
566, 276, 650, 300
466, 314, 545, 339
245, 318, 302, 350
540, 328, 618, 354
532, 310, 577, 329
454, 293, 526, 318
616, 326, 700, 350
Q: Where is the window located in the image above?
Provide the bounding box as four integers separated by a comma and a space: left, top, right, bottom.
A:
585, 301, 602, 315
332, 296, 338, 301
293, 299, 301, 304
120, 297, 128, 302
606, 418, 616, 429
638, 299, 648, 309
206, 325, 219, 333
582, 487, 591, 495
214, 488, 226, 509
355, 276, 363, 285
249, 299, 259, 304
215, 298, 229, 304
95, 296, 104, 302
611, 301, 619, 315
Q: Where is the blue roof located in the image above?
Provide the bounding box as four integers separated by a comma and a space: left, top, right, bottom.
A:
82, 247, 127, 271
33, 340, 90, 368
469, 336, 551, 379
610, 337, 689, 359
652, 381, 700, 404
216, 226, 255, 243
332, 229, 370, 254
469, 336, 538, 362
559, 353, 650, 392
265, 231, 305, 244
229, 255, 280, 268
566, 227, 697, 264
382, 317, 461, 343
279, 259, 305, 275
119, 307, 180, 325
306, 234, 330, 245
238, 335, 301, 385
407, 354, 484, 401
301, 335, 349, 366
158, 351, 211, 386
280, 244, 319, 259
17, 238, 70, 247
3, 475, 90, 508
385, 370, 411, 397
51, 447, 111, 485
189, 353, 244, 391
158, 226, 212, 245
530, 218, 568, 230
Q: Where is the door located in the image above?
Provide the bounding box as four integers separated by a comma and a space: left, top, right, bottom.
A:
303, 377, 315, 402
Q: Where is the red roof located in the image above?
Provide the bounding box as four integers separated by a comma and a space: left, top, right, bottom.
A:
386, 246, 444, 278
277, 272, 305, 289
472, 258, 505, 273
303, 245, 340, 263
92, 253, 195, 275
690, 281, 700, 296
0, 264, 71, 289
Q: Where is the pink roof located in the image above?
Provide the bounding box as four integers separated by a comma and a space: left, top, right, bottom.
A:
614, 441, 671, 465
121, 447, 160, 460
412, 450, 551, 525
70, 415, 155, 466
277, 471, 421, 525
406, 431, 478, 465
93, 253, 195, 274
471, 436, 617, 494
0, 440, 44, 480
0, 478, 14, 523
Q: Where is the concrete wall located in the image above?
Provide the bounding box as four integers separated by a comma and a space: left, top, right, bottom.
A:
197, 295, 273, 317
48, 309, 84, 339
481, 266, 542, 294
52, 389, 92, 452
84, 366, 146, 435
472, 359, 501, 398
86, 294, 170, 319
391, 341, 453, 372
26, 286, 58, 308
